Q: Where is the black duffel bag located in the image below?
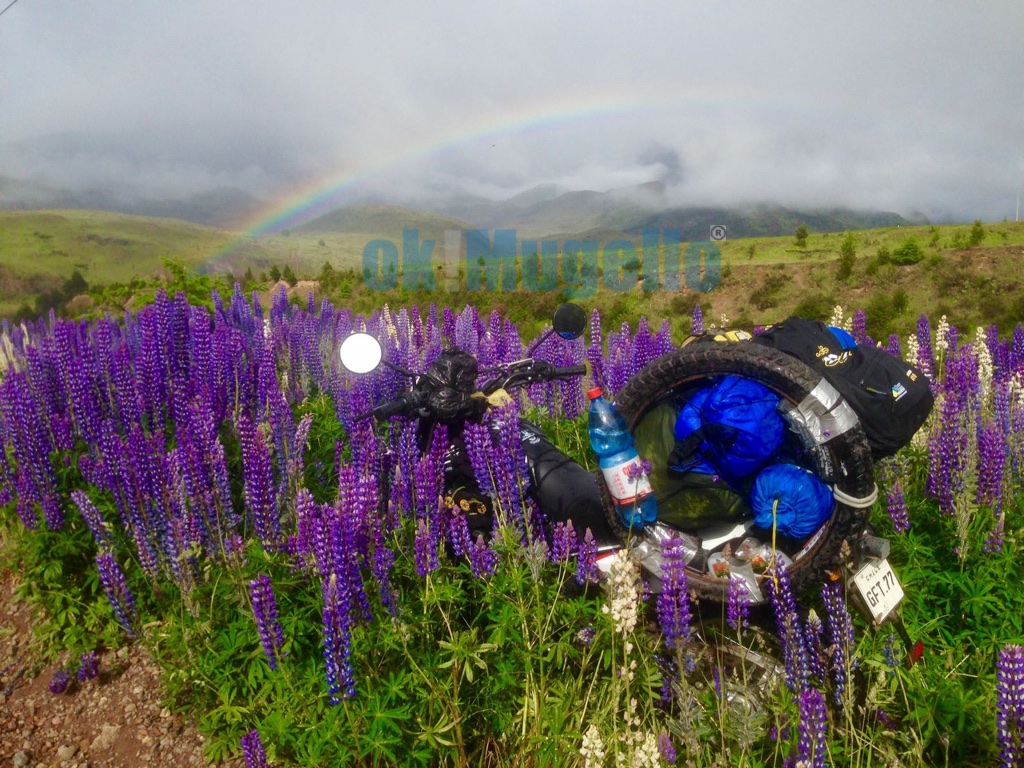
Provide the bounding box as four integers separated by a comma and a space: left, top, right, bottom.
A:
752, 316, 933, 459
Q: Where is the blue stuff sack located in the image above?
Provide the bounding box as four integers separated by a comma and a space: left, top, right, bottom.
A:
672, 376, 785, 485
751, 464, 834, 538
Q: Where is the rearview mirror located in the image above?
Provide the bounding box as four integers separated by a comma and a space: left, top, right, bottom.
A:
339, 333, 383, 374
552, 303, 586, 340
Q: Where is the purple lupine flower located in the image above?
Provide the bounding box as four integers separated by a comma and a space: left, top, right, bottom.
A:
996, 644, 1024, 768
1012, 324, 1024, 375
658, 730, 677, 764
96, 551, 138, 636
804, 609, 827, 684
917, 313, 934, 377
887, 479, 910, 533
727, 575, 750, 634
985, 513, 1006, 555
576, 528, 601, 585
414, 518, 440, 577
656, 536, 693, 650
447, 508, 474, 558
886, 333, 902, 358
765, 563, 811, 692
883, 634, 900, 670
489, 405, 530, 529
240, 729, 268, 768
822, 579, 856, 707
49, 668, 71, 694
322, 572, 357, 703
463, 421, 495, 499
692, 304, 704, 335
797, 687, 829, 768
77, 651, 100, 682
550, 521, 579, 564
653, 319, 674, 359
249, 574, 286, 671
468, 533, 497, 579
71, 490, 115, 552
976, 421, 1006, 510
236, 414, 280, 548
370, 513, 397, 614
293, 488, 320, 567
852, 309, 868, 346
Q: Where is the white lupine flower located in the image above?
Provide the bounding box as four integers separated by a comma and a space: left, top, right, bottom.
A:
1010, 373, 1024, 412
581, 724, 606, 768
381, 304, 398, 342
974, 326, 993, 400
0, 332, 16, 376
601, 550, 641, 636
935, 315, 949, 355
905, 334, 921, 371
828, 305, 845, 329
631, 733, 660, 768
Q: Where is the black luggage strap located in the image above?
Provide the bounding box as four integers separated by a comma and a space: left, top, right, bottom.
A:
667, 423, 736, 472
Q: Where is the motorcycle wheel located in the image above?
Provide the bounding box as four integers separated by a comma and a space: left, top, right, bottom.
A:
599, 342, 875, 604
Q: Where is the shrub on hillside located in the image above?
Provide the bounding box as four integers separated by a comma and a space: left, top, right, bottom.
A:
890, 237, 923, 266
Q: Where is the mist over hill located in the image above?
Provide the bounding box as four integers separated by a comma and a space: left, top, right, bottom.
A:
1, 173, 915, 240
0, 176, 262, 228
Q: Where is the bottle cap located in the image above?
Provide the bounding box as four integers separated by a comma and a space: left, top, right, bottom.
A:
586, 387, 603, 400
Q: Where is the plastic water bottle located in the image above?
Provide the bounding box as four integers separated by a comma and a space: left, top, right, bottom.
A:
587, 387, 658, 529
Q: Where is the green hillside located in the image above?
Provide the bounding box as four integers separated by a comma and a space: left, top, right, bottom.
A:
2, 209, 1023, 343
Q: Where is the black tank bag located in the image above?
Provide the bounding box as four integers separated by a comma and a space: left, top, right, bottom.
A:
752, 317, 933, 459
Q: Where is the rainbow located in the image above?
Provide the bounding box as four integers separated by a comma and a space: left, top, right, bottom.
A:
202, 88, 657, 268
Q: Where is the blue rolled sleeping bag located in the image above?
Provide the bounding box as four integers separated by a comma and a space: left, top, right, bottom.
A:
751, 464, 834, 538
673, 376, 786, 485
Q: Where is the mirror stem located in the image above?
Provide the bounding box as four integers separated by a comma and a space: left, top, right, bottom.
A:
381, 359, 418, 378
525, 328, 553, 357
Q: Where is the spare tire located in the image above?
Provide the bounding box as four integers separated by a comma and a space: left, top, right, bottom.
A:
599, 342, 876, 604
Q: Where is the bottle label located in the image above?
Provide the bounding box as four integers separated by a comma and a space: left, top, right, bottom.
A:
601, 457, 653, 503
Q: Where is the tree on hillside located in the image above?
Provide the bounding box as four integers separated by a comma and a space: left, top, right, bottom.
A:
837, 232, 856, 281
891, 237, 923, 265
319, 261, 338, 291
794, 225, 809, 248
969, 219, 986, 248
282, 265, 298, 287
269, 264, 282, 282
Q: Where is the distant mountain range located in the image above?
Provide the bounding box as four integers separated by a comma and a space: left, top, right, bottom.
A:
297, 182, 913, 241
1, 175, 915, 239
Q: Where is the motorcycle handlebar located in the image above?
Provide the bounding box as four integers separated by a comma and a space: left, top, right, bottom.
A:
363, 358, 585, 422
366, 392, 423, 421
551, 365, 587, 379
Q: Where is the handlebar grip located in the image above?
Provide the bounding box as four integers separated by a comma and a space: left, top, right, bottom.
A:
551, 365, 587, 378
373, 395, 413, 420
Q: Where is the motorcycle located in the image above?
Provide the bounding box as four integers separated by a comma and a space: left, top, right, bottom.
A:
338, 302, 622, 555
338, 304, 921, 670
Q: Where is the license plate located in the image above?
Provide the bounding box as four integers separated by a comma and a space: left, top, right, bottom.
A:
853, 559, 904, 624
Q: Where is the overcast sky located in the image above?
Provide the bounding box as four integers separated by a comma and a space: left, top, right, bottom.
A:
2, 0, 1023, 223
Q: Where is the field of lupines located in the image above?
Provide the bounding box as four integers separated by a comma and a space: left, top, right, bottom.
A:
0, 284, 1023, 767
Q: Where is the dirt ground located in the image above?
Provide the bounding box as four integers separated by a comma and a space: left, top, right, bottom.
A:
0, 571, 242, 768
